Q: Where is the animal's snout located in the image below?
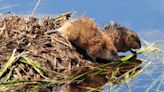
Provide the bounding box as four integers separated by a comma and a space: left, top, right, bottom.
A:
137, 42, 141, 48
111, 52, 118, 56
110, 49, 118, 56
137, 44, 141, 49
133, 42, 141, 49
111, 56, 120, 62
134, 36, 141, 49
111, 52, 120, 62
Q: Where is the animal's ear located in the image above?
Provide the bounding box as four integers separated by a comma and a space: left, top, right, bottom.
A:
110, 20, 116, 26
81, 12, 88, 18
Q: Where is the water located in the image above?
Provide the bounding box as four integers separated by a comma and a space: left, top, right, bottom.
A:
131, 30, 164, 92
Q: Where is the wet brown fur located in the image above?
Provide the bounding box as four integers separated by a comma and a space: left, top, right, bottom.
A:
58, 17, 119, 61
103, 22, 141, 52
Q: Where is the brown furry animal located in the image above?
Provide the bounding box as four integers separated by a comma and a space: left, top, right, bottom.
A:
58, 17, 119, 62
103, 22, 141, 53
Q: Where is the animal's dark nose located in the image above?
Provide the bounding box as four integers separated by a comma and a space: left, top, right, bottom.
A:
138, 42, 141, 48
112, 52, 118, 56
136, 38, 141, 48
136, 43, 141, 49
111, 52, 120, 62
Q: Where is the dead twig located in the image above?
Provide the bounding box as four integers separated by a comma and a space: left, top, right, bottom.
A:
0, 21, 6, 36
15, 68, 24, 80
31, 0, 41, 17
50, 36, 72, 49
44, 30, 58, 34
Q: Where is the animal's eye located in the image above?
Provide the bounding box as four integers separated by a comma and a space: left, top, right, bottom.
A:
102, 44, 106, 49
132, 35, 135, 38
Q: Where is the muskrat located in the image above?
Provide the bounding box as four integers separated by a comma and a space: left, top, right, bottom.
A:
103, 21, 141, 53
57, 17, 119, 62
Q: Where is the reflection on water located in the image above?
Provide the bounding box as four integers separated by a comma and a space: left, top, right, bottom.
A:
61, 58, 142, 92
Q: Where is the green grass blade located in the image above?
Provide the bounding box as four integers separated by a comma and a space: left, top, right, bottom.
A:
0, 49, 17, 78
120, 43, 154, 63
22, 56, 48, 79
131, 62, 152, 78
0, 49, 27, 78
0, 79, 64, 87
3, 66, 15, 82
71, 72, 89, 81
138, 43, 154, 54
19, 57, 64, 76
120, 54, 135, 62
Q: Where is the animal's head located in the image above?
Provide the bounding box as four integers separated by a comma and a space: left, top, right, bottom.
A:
123, 29, 141, 50
104, 22, 141, 51
98, 35, 120, 62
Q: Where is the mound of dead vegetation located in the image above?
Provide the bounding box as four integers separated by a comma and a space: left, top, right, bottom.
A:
0, 12, 150, 92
